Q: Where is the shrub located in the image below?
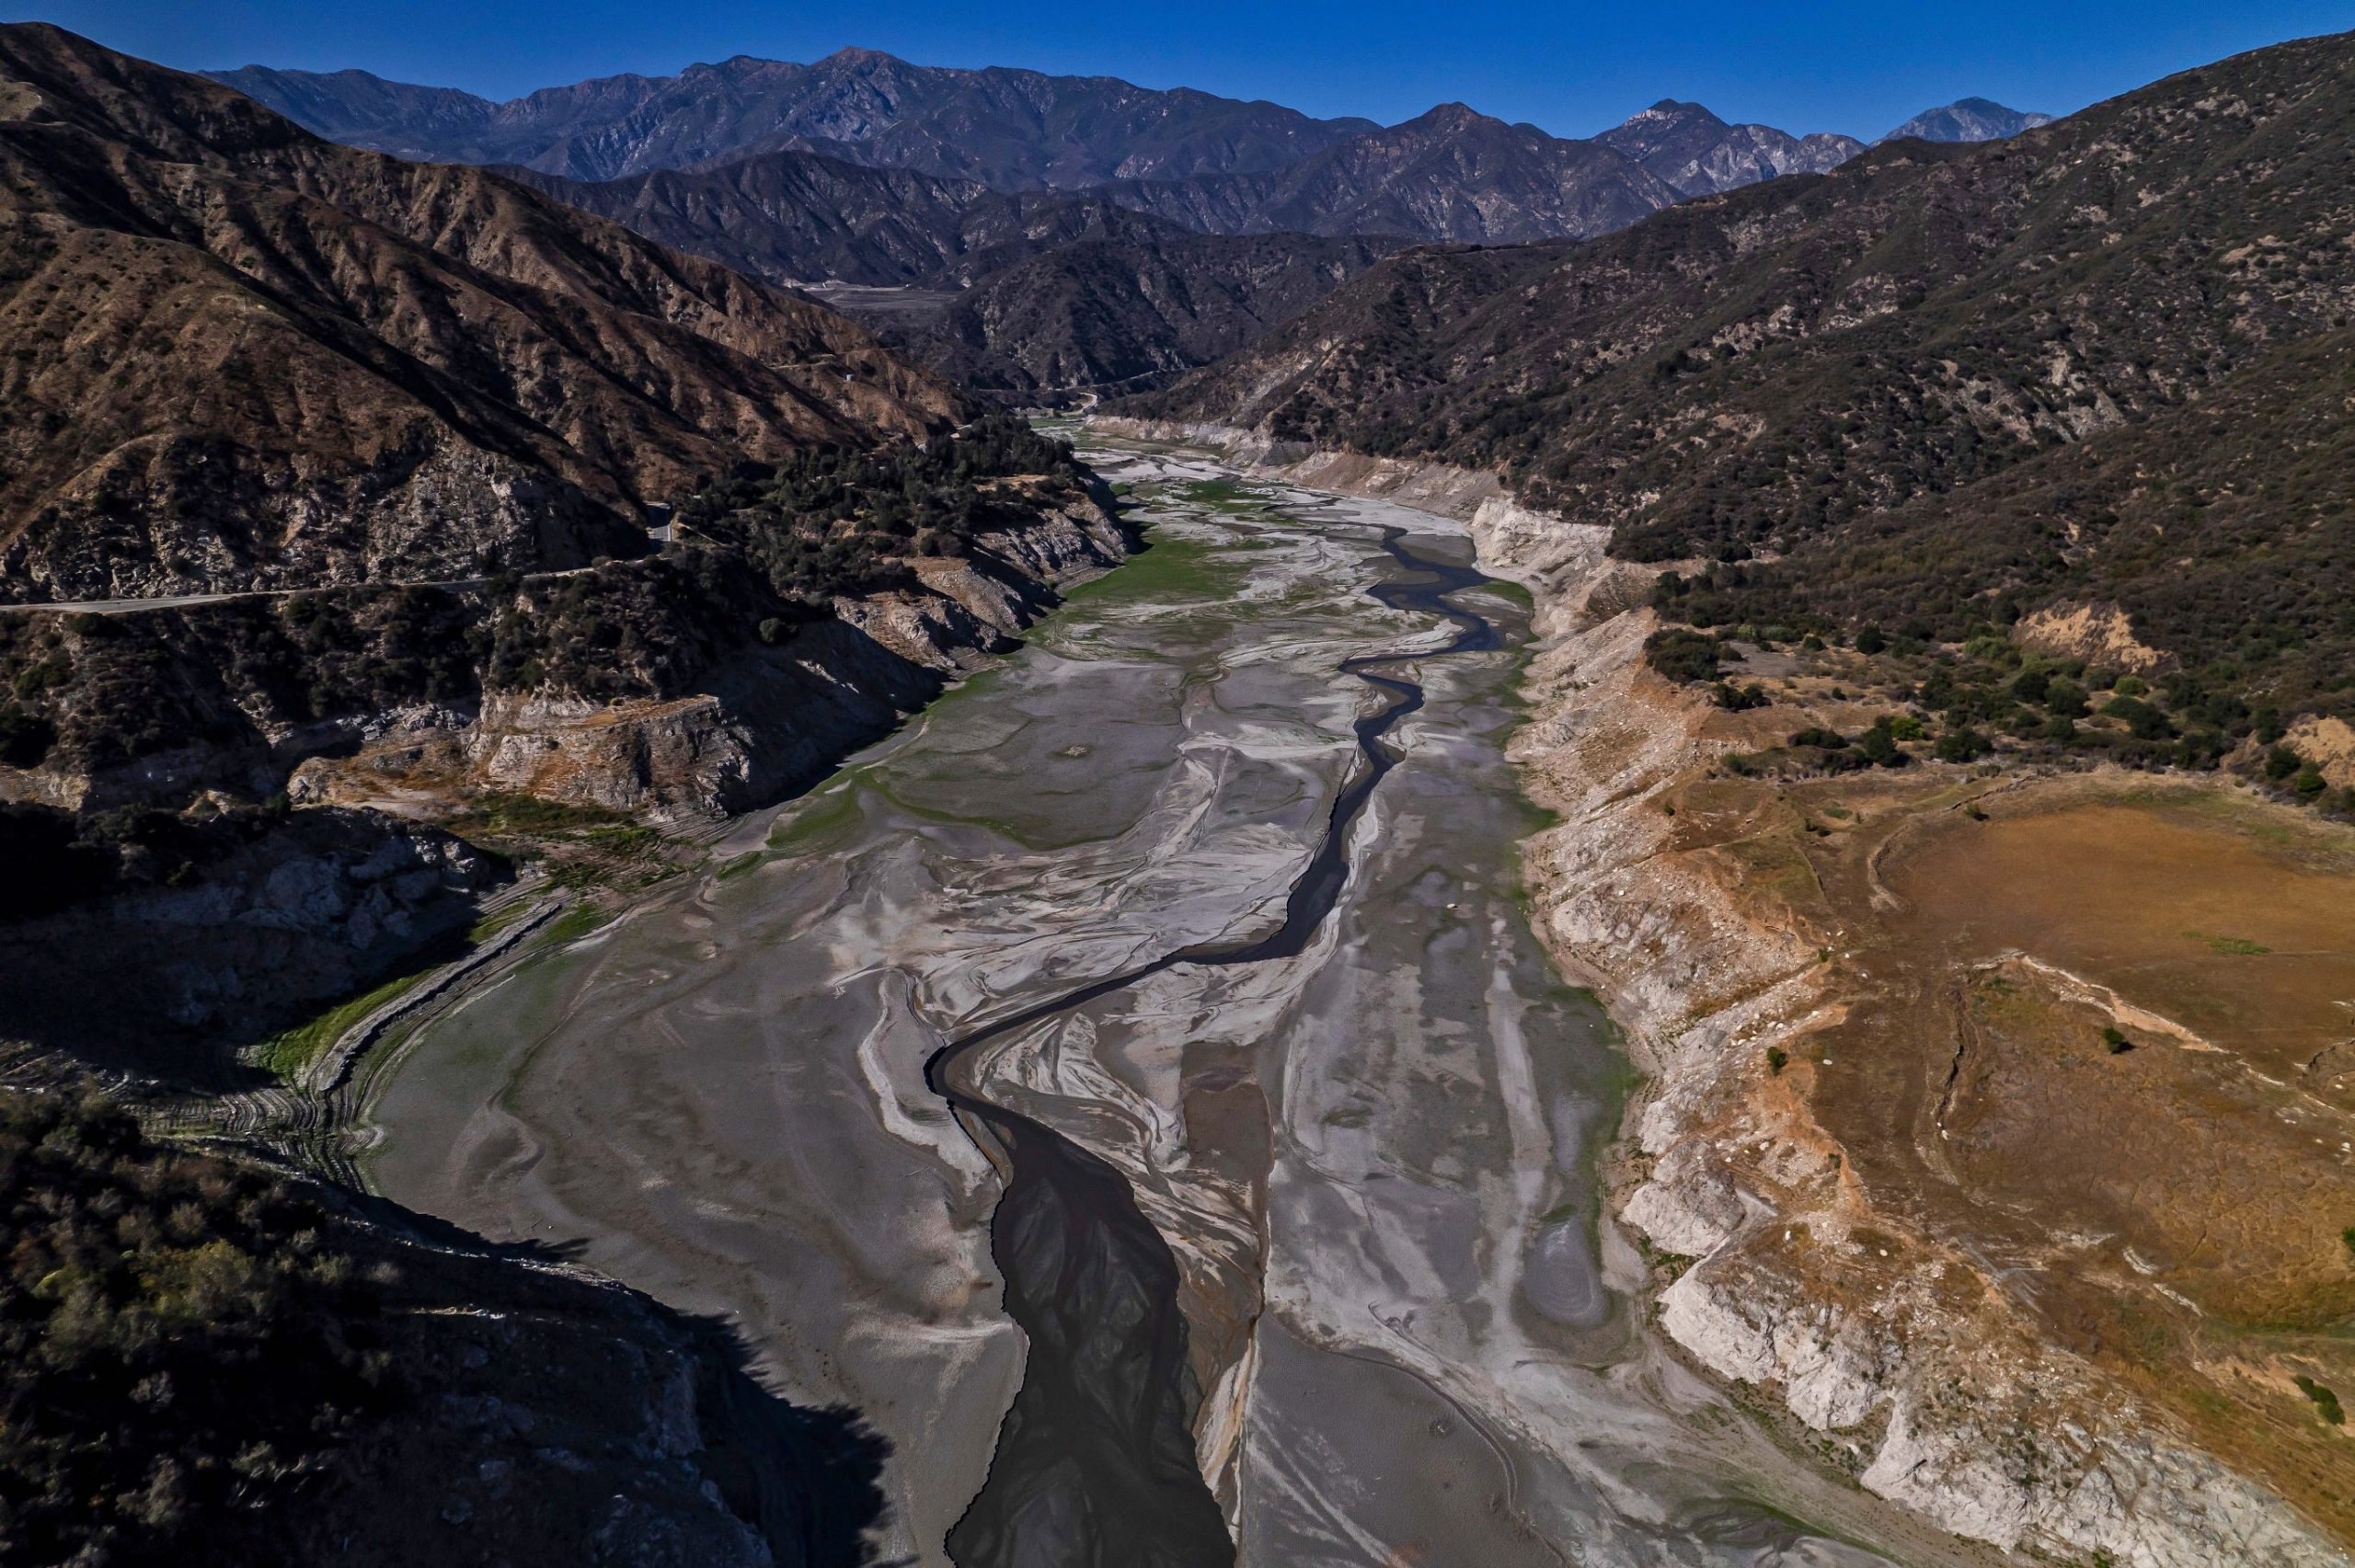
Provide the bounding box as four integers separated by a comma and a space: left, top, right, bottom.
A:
1936, 727, 1993, 762
1766, 1047, 1789, 1075
1643, 628, 1723, 683
2266, 745, 2304, 782
2295, 1376, 2347, 1425
1714, 681, 1769, 711
1854, 625, 1890, 655
2103, 695, 2174, 740
2043, 679, 2089, 719
1856, 716, 1911, 767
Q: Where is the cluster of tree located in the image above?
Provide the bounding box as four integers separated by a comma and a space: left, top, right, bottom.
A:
0, 1090, 386, 1565
677, 414, 1087, 592
492, 417, 1088, 703
1648, 608, 2355, 811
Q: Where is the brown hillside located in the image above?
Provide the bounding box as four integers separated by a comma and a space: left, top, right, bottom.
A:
0, 22, 959, 603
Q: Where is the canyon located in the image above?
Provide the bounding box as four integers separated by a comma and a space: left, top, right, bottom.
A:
4, 16, 2352, 1568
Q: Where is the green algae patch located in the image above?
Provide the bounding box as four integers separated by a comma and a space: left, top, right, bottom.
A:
250, 965, 437, 1078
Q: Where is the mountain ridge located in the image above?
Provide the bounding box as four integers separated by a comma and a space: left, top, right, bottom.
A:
208, 49, 1380, 189
0, 22, 960, 605
1125, 27, 2355, 717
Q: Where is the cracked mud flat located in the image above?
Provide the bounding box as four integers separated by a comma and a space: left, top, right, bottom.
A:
361, 437, 1994, 1567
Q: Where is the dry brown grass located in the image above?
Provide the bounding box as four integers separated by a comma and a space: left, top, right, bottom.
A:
1665, 759, 2355, 1538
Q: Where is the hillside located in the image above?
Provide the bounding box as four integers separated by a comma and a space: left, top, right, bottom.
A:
209, 47, 1378, 189
0, 1086, 887, 1567
500, 150, 1175, 286
0, 24, 1132, 852
878, 231, 1405, 396
496, 149, 1403, 396
1131, 29, 2355, 716
0, 22, 957, 605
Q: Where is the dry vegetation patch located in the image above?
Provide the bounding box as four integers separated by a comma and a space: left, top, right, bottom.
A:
1667, 761, 2355, 1538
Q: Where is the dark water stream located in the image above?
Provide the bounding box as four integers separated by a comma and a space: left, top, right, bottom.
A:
925, 529, 1500, 1567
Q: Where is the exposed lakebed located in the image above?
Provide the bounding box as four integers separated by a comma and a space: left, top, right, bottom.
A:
361, 437, 1908, 1566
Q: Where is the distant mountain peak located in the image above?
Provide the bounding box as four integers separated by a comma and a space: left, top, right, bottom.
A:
1409, 101, 1492, 130
1881, 97, 2054, 143
1596, 97, 1859, 197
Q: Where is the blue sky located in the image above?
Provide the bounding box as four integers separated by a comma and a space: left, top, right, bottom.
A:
17, 1, 2355, 141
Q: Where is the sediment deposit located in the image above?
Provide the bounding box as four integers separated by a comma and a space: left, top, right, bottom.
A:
1093, 418, 2354, 1566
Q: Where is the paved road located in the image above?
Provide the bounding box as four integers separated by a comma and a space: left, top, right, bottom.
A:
0, 565, 616, 617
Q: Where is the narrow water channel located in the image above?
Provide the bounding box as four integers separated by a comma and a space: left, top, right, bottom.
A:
361, 435, 1932, 1568
925, 528, 1497, 1565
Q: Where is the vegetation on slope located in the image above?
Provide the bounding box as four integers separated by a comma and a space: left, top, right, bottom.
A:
0, 417, 1092, 783
0, 1087, 891, 1566
0, 1089, 385, 1564
1134, 27, 2355, 740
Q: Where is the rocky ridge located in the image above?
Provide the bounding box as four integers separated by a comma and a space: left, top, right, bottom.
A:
1596, 98, 1863, 197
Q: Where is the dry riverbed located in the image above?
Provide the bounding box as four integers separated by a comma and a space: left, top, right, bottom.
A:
357, 432, 2024, 1566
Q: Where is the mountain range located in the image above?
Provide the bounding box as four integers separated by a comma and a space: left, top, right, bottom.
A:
1128, 29, 2354, 716
203, 51, 2050, 395
208, 47, 1382, 188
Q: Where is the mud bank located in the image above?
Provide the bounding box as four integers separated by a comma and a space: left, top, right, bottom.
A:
1476, 531, 2349, 1562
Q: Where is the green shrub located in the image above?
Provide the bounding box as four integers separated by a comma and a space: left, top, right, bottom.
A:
2103, 695, 2175, 739
1936, 727, 1993, 762
1643, 628, 1723, 683
2295, 1376, 2347, 1425
0, 1090, 387, 1563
